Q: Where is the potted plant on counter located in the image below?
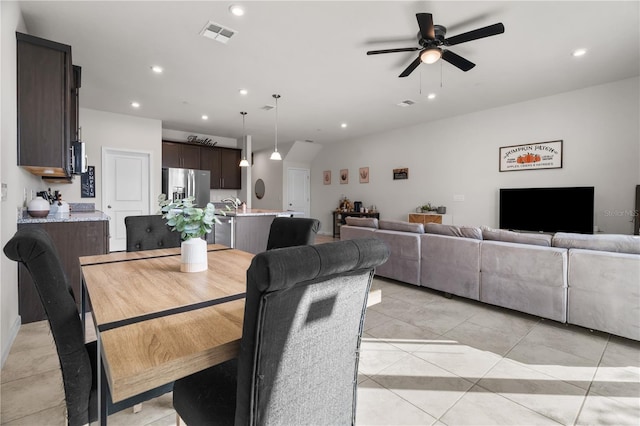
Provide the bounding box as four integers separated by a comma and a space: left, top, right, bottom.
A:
158, 194, 224, 273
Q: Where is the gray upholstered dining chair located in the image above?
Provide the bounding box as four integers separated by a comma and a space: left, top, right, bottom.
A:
265, 216, 321, 250
125, 214, 181, 252
172, 238, 389, 425
3, 227, 173, 426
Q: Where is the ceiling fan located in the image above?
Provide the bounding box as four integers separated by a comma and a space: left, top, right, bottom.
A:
367, 13, 505, 77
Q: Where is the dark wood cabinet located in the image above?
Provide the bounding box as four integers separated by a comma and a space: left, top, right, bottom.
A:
333, 211, 380, 238
18, 220, 109, 323
200, 147, 221, 188
163, 141, 241, 189
219, 148, 241, 189
162, 141, 201, 169
16, 32, 73, 178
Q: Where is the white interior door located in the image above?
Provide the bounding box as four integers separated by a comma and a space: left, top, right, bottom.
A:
287, 168, 310, 217
103, 148, 150, 251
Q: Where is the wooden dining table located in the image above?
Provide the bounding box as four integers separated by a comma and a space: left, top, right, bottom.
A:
80, 244, 254, 425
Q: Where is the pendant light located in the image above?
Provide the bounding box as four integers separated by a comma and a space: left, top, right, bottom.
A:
238, 111, 249, 167
270, 94, 282, 160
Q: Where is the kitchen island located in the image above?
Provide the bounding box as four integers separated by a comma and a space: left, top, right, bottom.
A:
214, 208, 303, 254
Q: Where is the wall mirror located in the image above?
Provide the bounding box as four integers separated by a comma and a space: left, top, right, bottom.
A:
255, 179, 265, 199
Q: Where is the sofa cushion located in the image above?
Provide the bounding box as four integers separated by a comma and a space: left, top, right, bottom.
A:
344, 217, 378, 228
552, 232, 640, 254
481, 226, 552, 247
424, 223, 482, 240
379, 220, 424, 234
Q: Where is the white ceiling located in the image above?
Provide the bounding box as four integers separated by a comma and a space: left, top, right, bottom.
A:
17, 1, 640, 151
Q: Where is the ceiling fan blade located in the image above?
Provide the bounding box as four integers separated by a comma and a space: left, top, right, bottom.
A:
445, 23, 505, 46
416, 13, 435, 40
442, 50, 476, 71
367, 47, 420, 55
399, 56, 422, 78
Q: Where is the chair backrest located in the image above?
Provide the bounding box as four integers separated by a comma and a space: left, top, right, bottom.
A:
265, 217, 321, 250
125, 214, 181, 252
235, 238, 389, 425
3, 227, 92, 426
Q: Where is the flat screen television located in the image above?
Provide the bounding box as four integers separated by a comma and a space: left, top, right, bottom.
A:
499, 187, 594, 234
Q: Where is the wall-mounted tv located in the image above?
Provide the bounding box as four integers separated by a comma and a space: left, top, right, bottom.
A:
499, 187, 594, 234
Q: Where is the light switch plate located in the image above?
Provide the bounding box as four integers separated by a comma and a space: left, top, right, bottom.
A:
453, 194, 465, 202
1, 183, 7, 202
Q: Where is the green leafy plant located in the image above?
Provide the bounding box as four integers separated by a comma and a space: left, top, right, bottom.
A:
158, 194, 225, 241
421, 203, 433, 212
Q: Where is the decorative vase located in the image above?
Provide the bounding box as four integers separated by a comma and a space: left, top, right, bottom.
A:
180, 237, 208, 272
27, 196, 50, 218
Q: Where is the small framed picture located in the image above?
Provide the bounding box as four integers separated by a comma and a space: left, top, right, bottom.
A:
393, 168, 409, 180
359, 167, 369, 183
323, 170, 331, 185
340, 169, 349, 184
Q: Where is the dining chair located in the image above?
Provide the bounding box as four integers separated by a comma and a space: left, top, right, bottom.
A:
125, 214, 181, 252
172, 237, 390, 425
3, 227, 173, 426
265, 216, 321, 250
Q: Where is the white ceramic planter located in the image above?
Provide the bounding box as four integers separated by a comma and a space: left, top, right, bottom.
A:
180, 237, 208, 272
27, 196, 50, 218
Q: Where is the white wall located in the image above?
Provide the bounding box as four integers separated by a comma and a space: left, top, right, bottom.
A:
311, 77, 640, 235
1, 2, 45, 366
47, 108, 163, 214
251, 148, 283, 209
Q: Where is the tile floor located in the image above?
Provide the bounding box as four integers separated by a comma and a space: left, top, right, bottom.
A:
2, 277, 639, 425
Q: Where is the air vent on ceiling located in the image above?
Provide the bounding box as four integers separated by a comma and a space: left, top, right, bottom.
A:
397, 99, 416, 107
200, 21, 237, 44
261, 105, 275, 111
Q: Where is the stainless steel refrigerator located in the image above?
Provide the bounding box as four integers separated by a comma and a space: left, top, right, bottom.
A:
162, 168, 211, 207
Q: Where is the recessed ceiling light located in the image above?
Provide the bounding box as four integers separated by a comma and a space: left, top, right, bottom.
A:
202, 115, 208, 120
131, 101, 140, 108
427, 93, 436, 100
229, 5, 245, 16
151, 65, 163, 74
239, 88, 248, 95
572, 48, 587, 57
341, 123, 347, 128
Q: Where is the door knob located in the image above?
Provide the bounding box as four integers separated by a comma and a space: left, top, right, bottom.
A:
107, 205, 112, 209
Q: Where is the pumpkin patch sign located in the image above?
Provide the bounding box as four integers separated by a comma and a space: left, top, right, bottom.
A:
500, 140, 563, 172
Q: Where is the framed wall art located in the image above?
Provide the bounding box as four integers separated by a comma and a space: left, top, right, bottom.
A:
359, 167, 369, 183
500, 140, 563, 172
340, 169, 349, 184
393, 168, 409, 180
323, 170, 331, 185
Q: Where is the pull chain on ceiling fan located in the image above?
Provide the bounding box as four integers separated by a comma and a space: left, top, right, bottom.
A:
367, 12, 505, 78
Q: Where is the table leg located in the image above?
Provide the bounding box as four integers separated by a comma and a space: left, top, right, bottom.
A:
98, 335, 108, 425
81, 278, 87, 342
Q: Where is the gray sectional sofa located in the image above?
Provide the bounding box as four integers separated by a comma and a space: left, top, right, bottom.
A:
340, 217, 640, 341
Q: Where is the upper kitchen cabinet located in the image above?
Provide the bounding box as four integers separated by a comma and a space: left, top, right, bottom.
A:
162, 141, 241, 189
17, 32, 75, 178
162, 141, 201, 169
199, 146, 241, 189
219, 148, 241, 189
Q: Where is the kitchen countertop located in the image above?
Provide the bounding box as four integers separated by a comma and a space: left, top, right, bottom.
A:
18, 210, 110, 224
218, 208, 304, 217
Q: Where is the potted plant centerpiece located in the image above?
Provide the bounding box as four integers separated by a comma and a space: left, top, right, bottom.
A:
159, 194, 225, 272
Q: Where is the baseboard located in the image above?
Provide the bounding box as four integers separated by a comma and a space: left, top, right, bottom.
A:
1, 315, 21, 368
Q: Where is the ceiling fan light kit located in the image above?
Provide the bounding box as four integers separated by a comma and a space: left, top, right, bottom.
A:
420, 48, 442, 64
366, 12, 505, 77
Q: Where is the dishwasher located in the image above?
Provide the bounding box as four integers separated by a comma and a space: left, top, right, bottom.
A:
213, 215, 235, 248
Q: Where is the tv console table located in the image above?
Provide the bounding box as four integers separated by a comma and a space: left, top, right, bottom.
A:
408, 212, 452, 225
333, 211, 380, 238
